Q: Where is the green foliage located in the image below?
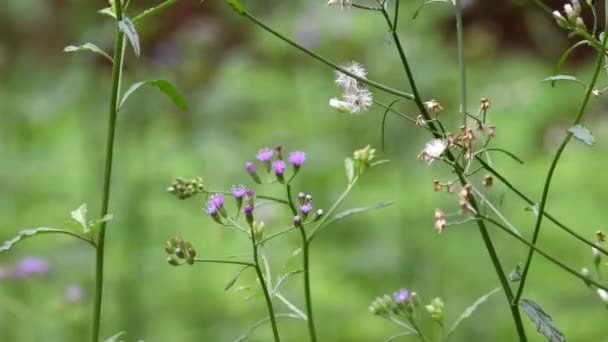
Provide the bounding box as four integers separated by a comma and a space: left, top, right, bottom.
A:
120, 80, 187, 110
568, 124, 595, 146
118, 17, 140, 57
64, 43, 113, 62
520, 299, 566, 342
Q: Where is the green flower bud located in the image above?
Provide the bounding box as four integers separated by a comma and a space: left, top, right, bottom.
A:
167, 256, 179, 266
425, 297, 444, 322
253, 221, 265, 242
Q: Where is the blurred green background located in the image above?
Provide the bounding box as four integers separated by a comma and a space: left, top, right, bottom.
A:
1, 0, 608, 341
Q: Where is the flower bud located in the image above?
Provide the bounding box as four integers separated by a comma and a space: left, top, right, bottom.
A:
272, 160, 286, 183
581, 267, 592, 287
572, 0, 582, 17
425, 297, 444, 322
314, 209, 324, 221
353, 145, 376, 166
433, 179, 441, 192
483, 175, 493, 187
167, 256, 179, 266
253, 221, 265, 241
167, 177, 205, 199
294, 215, 302, 227
245, 162, 261, 183
488, 126, 496, 138
575, 17, 586, 31
298, 192, 306, 204
164, 240, 175, 254
175, 248, 185, 259
592, 246, 601, 266
244, 205, 254, 227
597, 288, 608, 307
563, 4, 574, 20
553, 11, 568, 29
480, 97, 491, 110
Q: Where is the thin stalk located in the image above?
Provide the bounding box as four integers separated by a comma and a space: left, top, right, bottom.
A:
514, 8, 608, 304
455, 0, 467, 127
133, 0, 176, 24
286, 184, 317, 342
236, 9, 415, 100
479, 216, 608, 291
92, 3, 125, 341
251, 230, 281, 341
376, 5, 526, 339
308, 177, 359, 241
193, 258, 255, 267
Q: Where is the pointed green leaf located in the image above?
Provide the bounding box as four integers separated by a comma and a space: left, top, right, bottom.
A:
120, 80, 187, 110
551, 40, 588, 87
226, 0, 245, 15
325, 201, 393, 227
224, 265, 250, 291
64, 43, 113, 62
98, 7, 116, 19
568, 124, 594, 146
542, 75, 586, 88
509, 264, 522, 282
103, 331, 126, 342
89, 214, 114, 234
70, 203, 89, 233
344, 157, 355, 184
272, 269, 303, 295
520, 299, 566, 342
118, 17, 140, 57
447, 287, 500, 337
0, 228, 95, 252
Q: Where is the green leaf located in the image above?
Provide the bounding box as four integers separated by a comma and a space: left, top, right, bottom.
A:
542, 75, 586, 88
118, 17, 140, 57
370, 159, 390, 167
325, 201, 393, 227
226, 0, 245, 15
520, 299, 566, 342
344, 157, 355, 184
103, 331, 126, 342
272, 269, 303, 295
0, 228, 95, 252
224, 265, 250, 291
568, 124, 594, 146
64, 43, 113, 62
234, 314, 302, 342
120, 80, 187, 110
551, 40, 588, 87
70, 203, 89, 233
413, 0, 453, 20
89, 214, 114, 234
98, 7, 116, 19
384, 332, 415, 342
509, 264, 522, 282
447, 287, 500, 337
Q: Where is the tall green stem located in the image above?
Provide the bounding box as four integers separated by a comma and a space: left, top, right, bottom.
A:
455, 0, 467, 126
92, 3, 125, 342
251, 234, 281, 341
286, 184, 317, 341
514, 4, 608, 304
377, 6, 526, 340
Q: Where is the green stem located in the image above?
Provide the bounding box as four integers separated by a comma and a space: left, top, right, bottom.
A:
193, 258, 255, 267
251, 230, 281, 341
455, 0, 467, 126
377, 5, 526, 339
479, 216, 608, 291
92, 3, 125, 341
308, 177, 359, 242
235, 9, 415, 100
514, 7, 608, 304
286, 184, 317, 341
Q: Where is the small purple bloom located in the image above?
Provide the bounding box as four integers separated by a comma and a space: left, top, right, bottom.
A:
288, 151, 306, 167
209, 193, 224, 208
272, 160, 286, 175
300, 202, 313, 214
204, 204, 217, 215
246, 162, 256, 173
231, 185, 247, 199
394, 289, 410, 303
243, 204, 254, 215
245, 189, 255, 200
14, 257, 50, 278
256, 148, 274, 162
65, 284, 84, 303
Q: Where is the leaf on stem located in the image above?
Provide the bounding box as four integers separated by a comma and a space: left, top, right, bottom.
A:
345, 157, 355, 184
272, 269, 303, 295
119, 80, 188, 110
413, 0, 453, 20
568, 124, 594, 146
226, 0, 245, 15
552, 40, 588, 87
70, 203, 89, 233
520, 299, 566, 342
118, 17, 140, 57
542, 75, 586, 88
0, 228, 94, 252
103, 331, 126, 342
447, 287, 500, 337
225, 265, 251, 291
98, 7, 116, 19
324, 201, 393, 227
64, 43, 113, 62
509, 264, 522, 282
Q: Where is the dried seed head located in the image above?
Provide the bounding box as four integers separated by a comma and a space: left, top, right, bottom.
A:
488, 126, 496, 138
480, 97, 491, 110
424, 99, 444, 115
433, 180, 441, 192
597, 230, 606, 242
483, 175, 493, 187
415, 115, 426, 127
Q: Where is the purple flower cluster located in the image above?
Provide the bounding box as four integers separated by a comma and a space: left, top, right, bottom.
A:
245, 146, 307, 182
0, 257, 51, 281
394, 289, 410, 303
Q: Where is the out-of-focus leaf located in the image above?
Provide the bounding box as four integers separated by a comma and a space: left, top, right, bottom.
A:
447, 287, 500, 337
89, 214, 114, 234
225, 265, 250, 291
70, 203, 89, 233
98, 7, 116, 19
370, 159, 390, 167
568, 124, 594, 146
551, 40, 588, 87
384, 332, 415, 342
413, 0, 453, 20
0, 228, 95, 252
520, 299, 566, 342
509, 264, 522, 282
64, 43, 113, 62
120, 80, 187, 110
344, 157, 355, 184
118, 17, 140, 57
103, 331, 126, 342
272, 270, 303, 295
234, 314, 302, 342
542, 75, 586, 88
324, 201, 393, 227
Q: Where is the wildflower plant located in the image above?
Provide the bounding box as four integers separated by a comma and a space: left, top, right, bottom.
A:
165, 145, 391, 341
1, 0, 186, 341
223, 0, 608, 340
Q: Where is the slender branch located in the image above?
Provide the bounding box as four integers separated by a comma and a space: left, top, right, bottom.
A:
514, 9, 608, 304
132, 0, 177, 24
479, 215, 608, 291
308, 177, 359, 242
92, 3, 125, 341
193, 258, 255, 267
455, 0, 467, 127
235, 9, 415, 100
258, 225, 297, 245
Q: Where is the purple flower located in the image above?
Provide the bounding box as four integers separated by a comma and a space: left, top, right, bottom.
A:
288, 151, 306, 167
246, 162, 256, 173
65, 284, 84, 303
204, 204, 217, 215
231, 185, 247, 199
243, 204, 254, 215
300, 202, 313, 214
394, 289, 410, 303
272, 160, 286, 175
209, 193, 224, 208
14, 257, 50, 278
256, 148, 274, 162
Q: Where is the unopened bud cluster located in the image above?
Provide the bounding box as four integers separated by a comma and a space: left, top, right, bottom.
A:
552, 0, 588, 31
369, 288, 420, 318
165, 237, 196, 266
425, 297, 445, 323
167, 177, 205, 200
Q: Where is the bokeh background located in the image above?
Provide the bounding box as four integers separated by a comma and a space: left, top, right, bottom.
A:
1, 0, 608, 341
